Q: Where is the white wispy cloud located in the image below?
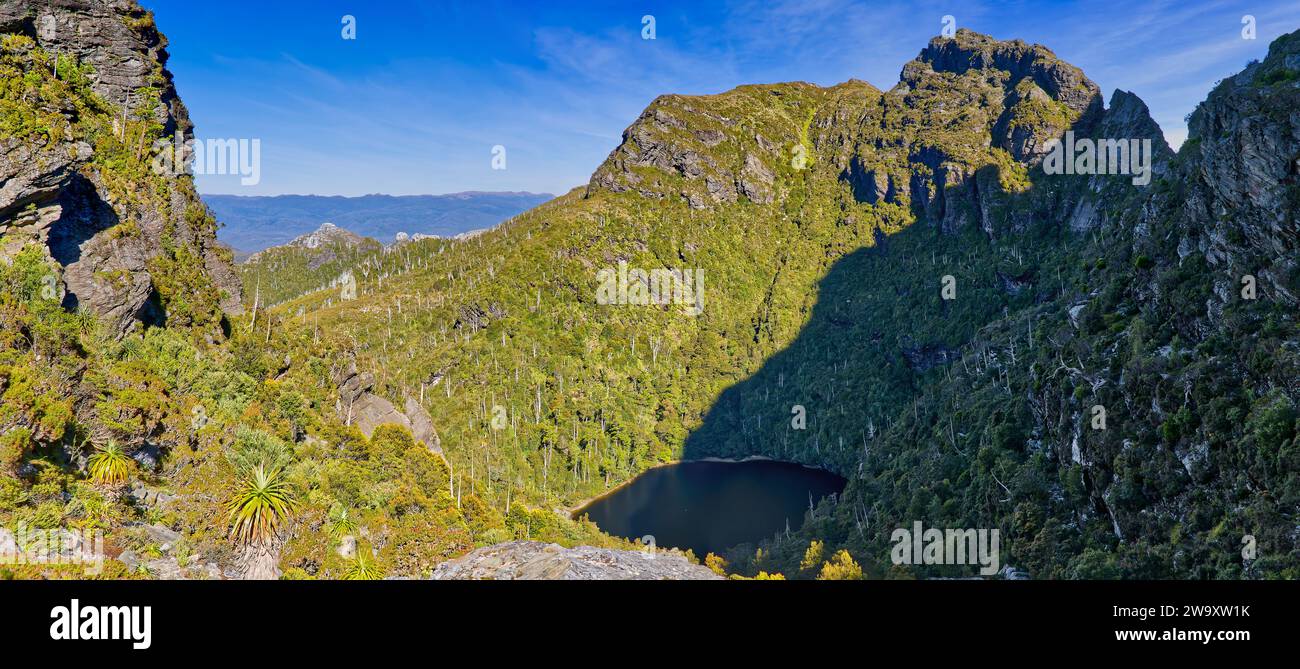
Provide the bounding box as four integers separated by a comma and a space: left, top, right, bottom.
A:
179, 0, 1299, 196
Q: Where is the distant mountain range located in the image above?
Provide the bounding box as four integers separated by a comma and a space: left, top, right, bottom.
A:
205, 192, 554, 253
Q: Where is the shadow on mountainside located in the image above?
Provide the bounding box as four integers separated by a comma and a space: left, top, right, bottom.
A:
675, 90, 1173, 567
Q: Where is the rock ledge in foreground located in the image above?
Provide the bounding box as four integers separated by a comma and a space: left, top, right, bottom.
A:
430, 541, 722, 580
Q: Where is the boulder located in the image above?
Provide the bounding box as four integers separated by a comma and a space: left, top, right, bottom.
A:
405, 397, 442, 453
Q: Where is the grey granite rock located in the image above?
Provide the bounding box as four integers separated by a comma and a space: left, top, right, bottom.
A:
430, 541, 723, 580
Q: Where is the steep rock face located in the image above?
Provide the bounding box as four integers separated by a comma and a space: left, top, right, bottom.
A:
775, 30, 1300, 579
0, 0, 240, 336
1180, 32, 1300, 308
0, 0, 190, 135
429, 541, 722, 580
1062, 89, 1175, 233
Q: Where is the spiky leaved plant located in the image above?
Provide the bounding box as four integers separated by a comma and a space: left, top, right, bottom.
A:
73, 308, 97, 335
227, 464, 298, 544
326, 504, 358, 540
343, 550, 383, 580
87, 440, 132, 486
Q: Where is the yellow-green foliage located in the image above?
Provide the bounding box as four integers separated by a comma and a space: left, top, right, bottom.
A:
0, 35, 73, 143
87, 440, 133, 486
0, 427, 34, 474
227, 464, 298, 544
343, 547, 384, 580
1006, 78, 1076, 133
799, 540, 825, 573
816, 550, 863, 580
146, 218, 224, 329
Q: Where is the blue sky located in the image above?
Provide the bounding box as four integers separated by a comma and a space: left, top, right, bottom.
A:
146, 0, 1299, 197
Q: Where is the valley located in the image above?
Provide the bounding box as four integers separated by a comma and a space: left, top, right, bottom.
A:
1, 0, 1297, 582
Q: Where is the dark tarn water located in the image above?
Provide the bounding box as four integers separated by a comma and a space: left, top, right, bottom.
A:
574, 460, 846, 558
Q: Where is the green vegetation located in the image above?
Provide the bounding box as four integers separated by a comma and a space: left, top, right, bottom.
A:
1255, 67, 1299, 86
238, 233, 383, 308
4, 22, 1298, 581
226, 464, 297, 544
0, 5, 630, 580
0, 235, 625, 578
344, 551, 384, 580
238, 29, 1297, 581
88, 441, 133, 486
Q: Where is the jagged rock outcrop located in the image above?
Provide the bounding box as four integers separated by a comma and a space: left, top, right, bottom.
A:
0, 0, 240, 336
429, 541, 723, 580
334, 360, 441, 452
454, 301, 503, 332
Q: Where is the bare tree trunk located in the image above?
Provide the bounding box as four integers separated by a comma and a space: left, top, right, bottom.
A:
235, 535, 284, 580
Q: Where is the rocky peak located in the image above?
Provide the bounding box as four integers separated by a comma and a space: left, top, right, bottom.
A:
904, 29, 1102, 119
586, 29, 1140, 237
1100, 90, 1169, 142
244, 222, 368, 265
0, 0, 239, 336
292, 222, 364, 249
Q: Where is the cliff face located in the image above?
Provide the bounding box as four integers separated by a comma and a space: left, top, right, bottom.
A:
0, 0, 240, 336
1181, 32, 1300, 310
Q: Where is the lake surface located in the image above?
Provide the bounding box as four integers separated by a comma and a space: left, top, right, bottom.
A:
574, 460, 846, 558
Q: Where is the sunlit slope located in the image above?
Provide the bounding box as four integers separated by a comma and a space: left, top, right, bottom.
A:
258, 29, 1300, 580
269, 29, 1117, 513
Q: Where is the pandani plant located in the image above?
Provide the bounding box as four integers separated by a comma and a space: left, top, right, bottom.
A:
227, 463, 298, 544
87, 439, 132, 486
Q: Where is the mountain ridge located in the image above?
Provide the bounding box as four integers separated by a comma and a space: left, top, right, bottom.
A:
2, 3, 1297, 581
206, 191, 554, 252
273, 27, 1298, 578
